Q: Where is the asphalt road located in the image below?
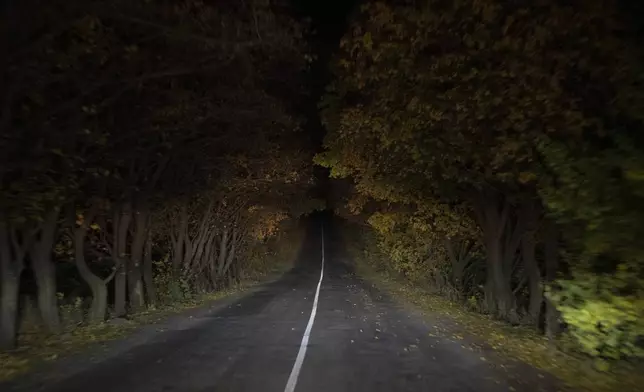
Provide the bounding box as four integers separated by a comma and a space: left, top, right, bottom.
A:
5, 221, 558, 392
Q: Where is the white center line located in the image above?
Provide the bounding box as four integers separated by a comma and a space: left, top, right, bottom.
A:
284, 224, 325, 392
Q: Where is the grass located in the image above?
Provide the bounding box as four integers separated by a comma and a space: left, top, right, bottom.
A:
0, 274, 278, 383
355, 261, 644, 392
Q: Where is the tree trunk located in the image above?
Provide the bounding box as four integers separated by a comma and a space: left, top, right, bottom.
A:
128, 207, 147, 312
475, 190, 517, 322
113, 204, 132, 317
217, 228, 229, 276
182, 201, 213, 274
443, 238, 461, 286
73, 218, 107, 324
113, 272, 126, 316
487, 237, 514, 319
0, 215, 25, 350
171, 204, 188, 273
443, 238, 473, 300
0, 270, 20, 350
31, 209, 61, 333
544, 220, 561, 341
203, 230, 217, 288
233, 256, 242, 284
222, 228, 238, 277
523, 228, 542, 327
142, 234, 156, 306
0, 220, 21, 350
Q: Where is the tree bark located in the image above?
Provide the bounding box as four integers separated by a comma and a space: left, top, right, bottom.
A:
202, 230, 217, 288
474, 189, 518, 322
113, 204, 132, 317
443, 238, 460, 285
128, 206, 147, 312
183, 200, 213, 274
73, 210, 107, 324
0, 270, 20, 350
487, 235, 514, 319
30, 209, 61, 333
171, 204, 188, 273
544, 219, 561, 341
522, 227, 542, 327
142, 233, 156, 306
443, 237, 473, 299
217, 228, 229, 276
222, 227, 238, 276
0, 220, 21, 349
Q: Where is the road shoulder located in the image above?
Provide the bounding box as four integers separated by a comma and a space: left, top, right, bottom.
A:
355, 262, 644, 392
0, 272, 285, 390
353, 264, 570, 391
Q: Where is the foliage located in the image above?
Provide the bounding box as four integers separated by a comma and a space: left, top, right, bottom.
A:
58, 296, 86, 326
540, 135, 644, 263
547, 261, 644, 361
368, 211, 432, 281
344, 222, 644, 392
0, 0, 317, 351
152, 256, 192, 304
318, 0, 644, 362
243, 221, 306, 278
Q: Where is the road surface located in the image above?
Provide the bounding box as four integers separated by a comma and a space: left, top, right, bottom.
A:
4, 221, 558, 392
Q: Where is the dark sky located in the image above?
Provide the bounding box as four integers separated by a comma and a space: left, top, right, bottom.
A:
289, 0, 360, 201
291, 0, 359, 144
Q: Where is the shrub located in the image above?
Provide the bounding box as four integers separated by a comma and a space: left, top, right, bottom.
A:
547, 261, 644, 362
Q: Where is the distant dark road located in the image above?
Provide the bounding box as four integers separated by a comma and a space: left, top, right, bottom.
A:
5, 222, 557, 392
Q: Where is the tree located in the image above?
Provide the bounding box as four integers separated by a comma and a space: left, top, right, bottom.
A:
1, 0, 313, 348
319, 0, 644, 335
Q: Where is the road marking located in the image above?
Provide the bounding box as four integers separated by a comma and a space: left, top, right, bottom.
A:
284, 224, 325, 392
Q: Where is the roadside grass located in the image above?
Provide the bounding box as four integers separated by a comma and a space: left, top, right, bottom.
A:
355, 262, 644, 392
0, 272, 280, 383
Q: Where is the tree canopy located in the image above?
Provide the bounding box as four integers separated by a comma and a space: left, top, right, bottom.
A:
0, 0, 319, 349
319, 0, 644, 361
